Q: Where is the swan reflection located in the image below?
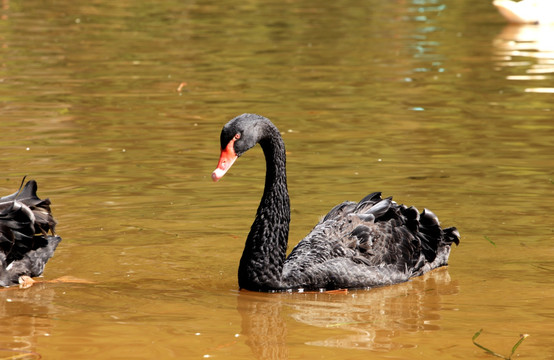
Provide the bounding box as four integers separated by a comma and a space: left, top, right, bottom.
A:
494, 24, 554, 92
0, 283, 57, 359
237, 267, 457, 359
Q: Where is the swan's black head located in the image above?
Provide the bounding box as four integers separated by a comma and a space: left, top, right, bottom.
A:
220, 113, 269, 156
212, 114, 273, 181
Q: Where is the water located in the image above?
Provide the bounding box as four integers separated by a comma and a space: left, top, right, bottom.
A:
1, 0, 553, 359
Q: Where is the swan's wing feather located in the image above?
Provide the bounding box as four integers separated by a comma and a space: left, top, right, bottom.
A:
283, 192, 460, 290
0, 181, 60, 286
362, 197, 392, 218
0, 235, 61, 286
357, 191, 382, 205
321, 201, 356, 222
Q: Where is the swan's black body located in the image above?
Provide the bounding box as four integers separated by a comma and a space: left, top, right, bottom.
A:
0, 180, 61, 287
213, 114, 459, 292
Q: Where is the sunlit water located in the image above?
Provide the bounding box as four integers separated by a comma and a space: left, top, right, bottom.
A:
0, 0, 553, 359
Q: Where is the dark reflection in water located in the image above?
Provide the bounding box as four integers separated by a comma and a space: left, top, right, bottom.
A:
238, 268, 457, 359
0, 284, 57, 358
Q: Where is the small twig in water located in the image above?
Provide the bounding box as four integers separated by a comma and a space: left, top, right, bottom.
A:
484, 236, 496, 247
472, 328, 529, 359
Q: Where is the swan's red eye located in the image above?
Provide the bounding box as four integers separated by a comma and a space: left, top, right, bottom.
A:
234, 133, 241, 140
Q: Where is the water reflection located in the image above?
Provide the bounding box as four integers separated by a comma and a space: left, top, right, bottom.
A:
237, 267, 457, 359
406, 0, 447, 76
0, 284, 57, 359
493, 24, 554, 92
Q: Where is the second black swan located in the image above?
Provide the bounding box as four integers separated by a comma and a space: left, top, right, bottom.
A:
212, 114, 459, 292
0, 179, 61, 287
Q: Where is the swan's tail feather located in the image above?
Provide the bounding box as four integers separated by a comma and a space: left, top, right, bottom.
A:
401, 205, 420, 232
444, 226, 460, 246
0, 179, 60, 281
416, 209, 460, 263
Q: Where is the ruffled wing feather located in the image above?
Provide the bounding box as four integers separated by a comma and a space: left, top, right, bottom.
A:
282, 192, 459, 290
0, 180, 61, 286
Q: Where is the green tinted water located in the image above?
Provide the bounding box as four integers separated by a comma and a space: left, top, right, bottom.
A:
0, 0, 552, 359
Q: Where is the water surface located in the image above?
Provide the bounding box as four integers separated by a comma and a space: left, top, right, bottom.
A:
0, 0, 553, 359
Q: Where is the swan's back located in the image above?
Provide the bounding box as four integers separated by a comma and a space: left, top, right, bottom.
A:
0, 180, 61, 287
282, 192, 459, 290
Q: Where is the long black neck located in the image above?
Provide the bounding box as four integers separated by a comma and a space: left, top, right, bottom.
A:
238, 124, 290, 291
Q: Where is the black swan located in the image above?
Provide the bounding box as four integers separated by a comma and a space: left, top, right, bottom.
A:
0, 179, 61, 287
212, 114, 460, 292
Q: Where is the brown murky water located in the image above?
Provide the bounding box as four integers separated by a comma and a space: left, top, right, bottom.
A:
0, 0, 553, 359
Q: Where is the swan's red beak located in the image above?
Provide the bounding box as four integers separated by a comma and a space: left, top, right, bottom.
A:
212, 141, 238, 182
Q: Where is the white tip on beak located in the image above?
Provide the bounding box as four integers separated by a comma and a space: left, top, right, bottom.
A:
212, 168, 226, 182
